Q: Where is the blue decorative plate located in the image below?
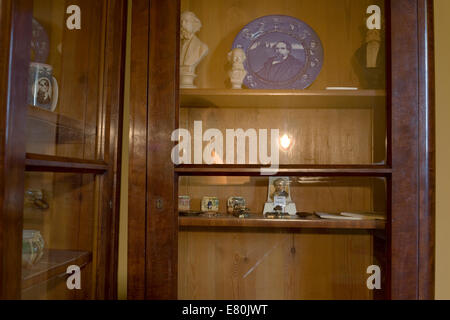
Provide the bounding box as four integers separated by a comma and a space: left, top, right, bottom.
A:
232, 15, 323, 89
31, 18, 50, 63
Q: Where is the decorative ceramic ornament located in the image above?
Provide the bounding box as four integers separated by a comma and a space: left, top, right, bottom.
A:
201, 196, 219, 213
28, 62, 59, 111
227, 196, 246, 214
232, 15, 323, 89
178, 195, 191, 212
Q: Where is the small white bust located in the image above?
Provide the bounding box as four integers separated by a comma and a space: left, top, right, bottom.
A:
228, 48, 247, 89
180, 11, 209, 88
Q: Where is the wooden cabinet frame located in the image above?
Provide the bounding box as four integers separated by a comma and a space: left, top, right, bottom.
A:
0, 0, 127, 299
128, 0, 434, 299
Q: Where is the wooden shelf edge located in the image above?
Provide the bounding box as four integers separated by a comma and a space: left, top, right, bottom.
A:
25, 153, 108, 173
21, 250, 92, 290
179, 216, 386, 230
181, 88, 386, 96
180, 88, 386, 109
175, 165, 392, 176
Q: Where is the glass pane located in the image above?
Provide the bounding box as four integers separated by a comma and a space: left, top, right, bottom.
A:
178, 176, 387, 299
178, 0, 389, 300
21, 172, 98, 300
27, 1, 106, 160
178, 0, 387, 166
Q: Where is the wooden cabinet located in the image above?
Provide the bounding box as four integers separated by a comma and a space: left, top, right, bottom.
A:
128, 0, 434, 300
0, 0, 127, 299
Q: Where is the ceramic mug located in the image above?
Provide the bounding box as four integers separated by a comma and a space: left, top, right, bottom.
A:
28, 62, 59, 111
22, 230, 45, 268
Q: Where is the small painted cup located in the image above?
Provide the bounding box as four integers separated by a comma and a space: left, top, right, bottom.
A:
28, 62, 59, 111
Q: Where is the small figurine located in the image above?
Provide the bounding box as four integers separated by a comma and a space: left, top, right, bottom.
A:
232, 206, 250, 219
201, 196, 219, 214
25, 189, 49, 210
227, 196, 249, 218
22, 230, 45, 268
180, 11, 209, 88
228, 48, 247, 89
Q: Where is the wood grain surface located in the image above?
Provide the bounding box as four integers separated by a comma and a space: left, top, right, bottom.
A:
0, 0, 32, 299
127, 0, 150, 300
179, 229, 374, 300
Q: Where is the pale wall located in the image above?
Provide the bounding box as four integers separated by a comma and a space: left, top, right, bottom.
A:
434, 0, 450, 300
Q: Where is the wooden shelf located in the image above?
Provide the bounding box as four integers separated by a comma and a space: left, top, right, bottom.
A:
25, 153, 108, 173
175, 165, 392, 176
180, 89, 386, 109
179, 215, 386, 230
22, 249, 92, 290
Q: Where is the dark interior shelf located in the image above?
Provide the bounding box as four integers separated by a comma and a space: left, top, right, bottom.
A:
22, 249, 92, 290
175, 165, 392, 176
179, 215, 386, 230
25, 153, 108, 173
180, 89, 386, 109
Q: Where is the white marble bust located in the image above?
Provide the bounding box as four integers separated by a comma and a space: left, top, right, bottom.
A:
228, 48, 247, 89
180, 11, 209, 88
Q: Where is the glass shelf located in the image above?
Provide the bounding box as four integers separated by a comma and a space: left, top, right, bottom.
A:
22, 250, 91, 290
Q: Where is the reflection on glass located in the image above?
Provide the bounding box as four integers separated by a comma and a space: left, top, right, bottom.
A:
27, 1, 106, 160
22, 172, 97, 300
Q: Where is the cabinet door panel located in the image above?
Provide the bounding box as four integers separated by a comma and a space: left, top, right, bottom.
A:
27, 0, 107, 161
176, 0, 388, 300
22, 172, 98, 299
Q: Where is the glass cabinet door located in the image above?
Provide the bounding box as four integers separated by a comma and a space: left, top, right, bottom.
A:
27, 0, 105, 160
22, 172, 98, 299
16, 0, 124, 300
177, 0, 388, 300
